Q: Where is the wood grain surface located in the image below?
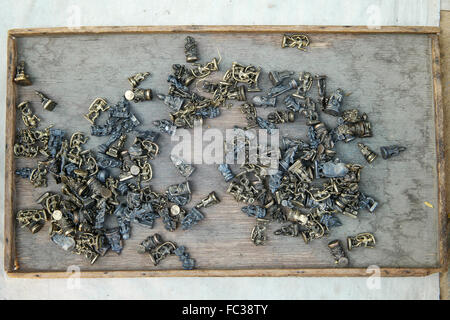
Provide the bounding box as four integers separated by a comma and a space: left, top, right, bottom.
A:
5, 28, 443, 276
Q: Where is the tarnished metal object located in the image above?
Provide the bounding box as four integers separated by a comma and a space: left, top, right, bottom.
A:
170, 154, 195, 178
380, 145, 406, 159
328, 240, 349, 266
181, 207, 204, 230
128, 72, 150, 88
267, 110, 295, 124
16, 209, 48, 233
358, 143, 378, 163
281, 34, 310, 51
218, 163, 235, 182
157, 94, 185, 112
251, 218, 269, 245
105, 228, 123, 254
17, 101, 40, 128
125, 88, 152, 102
174, 246, 195, 270
84, 98, 109, 124
35, 91, 57, 111
191, 58, 219, 78
268, 78, 298, 98
323, 88, 344, 116
252, 95, 277, 108
184, 36, 199, 63
14, 61, 32, 86
196, 191, 220, 209
268, 70, 294, 86
347, 232, 376, 250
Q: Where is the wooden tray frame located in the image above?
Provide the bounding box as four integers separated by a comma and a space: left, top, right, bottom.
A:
4, 25, 447, 278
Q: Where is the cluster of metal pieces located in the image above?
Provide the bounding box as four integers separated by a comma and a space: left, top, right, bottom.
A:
154, 36, 263, 134
137, 233, 195, 270
218, 65, 400, 265
14, 67, 219, 269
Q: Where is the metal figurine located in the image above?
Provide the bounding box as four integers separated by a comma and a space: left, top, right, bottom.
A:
184, 36, 199, 63
17, 101, 40, 128
170, 154, 195, 178
284, 95, 304, 113
166, 181, 192, 206
35, 91, 57, 111
15, 167, 33, 179
174, 246, 195, 270
105, 227, 123, 254
149, 241, 177, 266
328, 240, 349, 266
157, 93, 185, 112
181, 207, 204, 230
14, 61, 32, 85
191, 58, 219, 78
358, 143, 378, 163
359, 193, 378, 213
267, 78, 299, 98
125, 88, 152, 102
137, 233, 163, 254
172, 64, 196, 86
84, 98, 109, 124
251, 218, 269, 245
226, 62, 261, 91
347, 232, 376, 250
16, 209, 48, 233
294, 72, 313, 98
218, 163, 235, 182
281, 34, 310, 51
252, 95, 277, 108
153, 119, 177, 136
196, 191, 220, 209
380, 145, 407, 159
274, 223, 300, 237
323, 88, 344, 116
226, 85, 246, 101
267, 110, 295, 124
268, 70, 294, 86
128, 72, 150, 88
256, 116, 277, 135
315, 75, 327, 107
242, 205, 266, 218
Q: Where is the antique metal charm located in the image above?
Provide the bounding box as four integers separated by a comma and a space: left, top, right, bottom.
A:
125, 88, 152, 102
184, 36, 199, 63
174, 246, 195, 270
252, 95, 277, 108
380, 145, 406, 159
323, 88, 344, 116
14, 61, 32, 86
268, 70, 294, 86
170, 154, 195, 178
84, 98, 109, 124
358, 143, 378, 163
128, 72, 150, 88
218, 164, 235, 182
347, 232, 376, 250
35, 91, 57, 111
251, 218, 269, 245
281, 34, 310, 51
196, 191, 220, 209
17, 101, 40, 128
328, 240, 349, 266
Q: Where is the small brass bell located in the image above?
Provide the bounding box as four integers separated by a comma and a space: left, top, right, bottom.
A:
358, 143, 377, 163
196, 191, 220, 209
35, 91, 57, 111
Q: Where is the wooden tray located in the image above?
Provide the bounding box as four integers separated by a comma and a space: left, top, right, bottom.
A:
4, 25, 447, 278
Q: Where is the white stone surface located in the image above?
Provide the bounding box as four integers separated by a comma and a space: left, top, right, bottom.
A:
0, 0, 442, 300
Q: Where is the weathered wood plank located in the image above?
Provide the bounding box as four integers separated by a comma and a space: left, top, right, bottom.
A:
5, 29, 441, 277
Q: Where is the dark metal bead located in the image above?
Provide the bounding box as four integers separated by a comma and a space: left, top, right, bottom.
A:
380, 145, 406, 159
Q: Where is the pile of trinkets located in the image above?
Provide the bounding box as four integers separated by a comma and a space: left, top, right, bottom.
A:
13, 33, 406, 269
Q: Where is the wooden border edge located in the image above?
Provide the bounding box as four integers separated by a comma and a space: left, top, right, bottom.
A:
4, 34, 17, 273
5, 267, 441, 279
431, 35, 448, 274
7, 25, 440, 37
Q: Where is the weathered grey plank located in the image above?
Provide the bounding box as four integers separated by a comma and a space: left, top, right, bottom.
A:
13, 32, 438, 271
